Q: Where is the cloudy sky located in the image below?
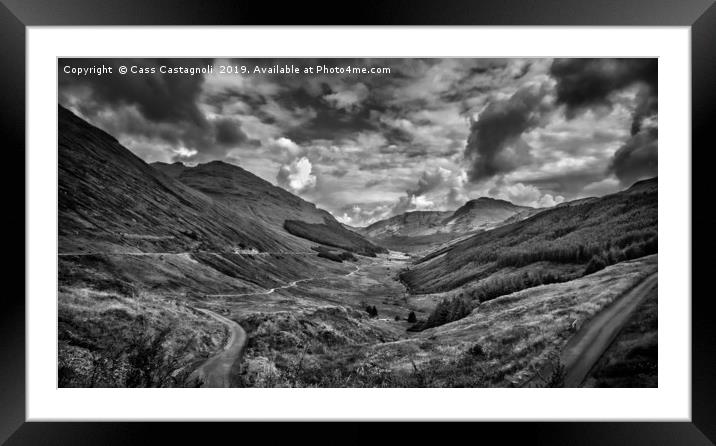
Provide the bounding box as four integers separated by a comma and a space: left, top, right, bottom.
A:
59, 58, 657, 227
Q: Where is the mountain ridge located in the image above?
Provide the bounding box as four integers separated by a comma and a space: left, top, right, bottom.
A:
401, 176, 658, 295
58, 105, 298, 254
151, 159, 385, 256
356, 195, 533, 253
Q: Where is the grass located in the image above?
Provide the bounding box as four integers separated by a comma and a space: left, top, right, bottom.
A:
227, 256, 656, 387
357, 256, 657, 387
233, 306, 396, 387
58, 287, 225, 387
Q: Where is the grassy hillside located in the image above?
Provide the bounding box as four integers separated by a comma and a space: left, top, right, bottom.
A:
153, 160, 384, 256
59, 105, 298, 254
57, 106, 360, 387
284, 218, 387, 257
241, 256, 656, 387
152, 160, 334, 229
402, 178, 657, 297
58, 287, 226, 387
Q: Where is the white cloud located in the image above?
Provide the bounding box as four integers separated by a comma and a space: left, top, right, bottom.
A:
336, 213, 353, 225
275, 137, 302, 156
276, 157, 317, 193
490, 181, 564, 208
173, 146, 198, 158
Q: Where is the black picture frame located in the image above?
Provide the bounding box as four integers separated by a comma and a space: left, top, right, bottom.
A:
4, 0, 714, 443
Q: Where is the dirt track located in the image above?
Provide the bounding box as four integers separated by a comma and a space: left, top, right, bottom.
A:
188, 264, 364, 386
187, 308, 246, 388
561, 273, 658, 387
206, 264, 362, 297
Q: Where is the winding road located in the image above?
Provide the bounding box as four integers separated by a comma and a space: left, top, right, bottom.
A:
187, 308, 246, 388
206, 264, 362, 298
561, 273, 658, 387
188, 263, 364, 387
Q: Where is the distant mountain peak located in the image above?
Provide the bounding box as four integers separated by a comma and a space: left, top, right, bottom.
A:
463, 196, 521, 207
203, 159, 234, 167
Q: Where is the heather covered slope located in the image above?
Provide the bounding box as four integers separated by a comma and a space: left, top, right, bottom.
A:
152, 160, 385, 256
59, 105, 298, 254
402, 178, 657, 295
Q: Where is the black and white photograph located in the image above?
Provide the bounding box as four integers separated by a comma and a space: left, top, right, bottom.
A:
57, 57, 658, 389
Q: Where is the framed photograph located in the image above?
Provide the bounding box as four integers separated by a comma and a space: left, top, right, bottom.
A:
6, 0, 714, 442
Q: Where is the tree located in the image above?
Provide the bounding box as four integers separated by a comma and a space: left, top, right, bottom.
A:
584, 254, 607, 275
407, 311, 417, 323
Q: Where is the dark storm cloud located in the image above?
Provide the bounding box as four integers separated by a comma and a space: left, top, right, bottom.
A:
279, 89, 379, 143
214, 118, 259, 146
630, 86, 658, 135
550, 58, 657, 117
59, 58, 264, 161
550, 58, 658, 186
522, 171, 608, 197
58, 57, 658, 225
609, 127, 658, 186
464, 84, 550, 182
60, 58, 211, 126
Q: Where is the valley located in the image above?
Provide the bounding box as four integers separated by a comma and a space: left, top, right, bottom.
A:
57, 105, 658, 388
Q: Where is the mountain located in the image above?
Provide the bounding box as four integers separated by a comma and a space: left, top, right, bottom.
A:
401, 177, 657, 296
361, 211, 454, 239
152, 160, 385, 256
58, 106, 379, 388
442, 197, 532, 233
58, 105, 297, 254
58, 105, 364, 297
357, 197, 533, 253
152, 160, 333, 228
